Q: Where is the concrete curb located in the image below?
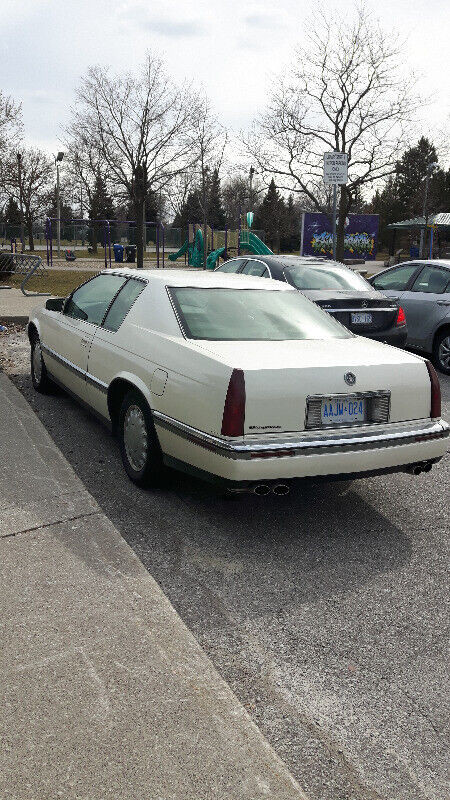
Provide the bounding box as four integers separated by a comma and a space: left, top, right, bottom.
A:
0, 372, 309, 800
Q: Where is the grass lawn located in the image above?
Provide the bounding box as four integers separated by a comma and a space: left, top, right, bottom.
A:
7, 270, 97, 296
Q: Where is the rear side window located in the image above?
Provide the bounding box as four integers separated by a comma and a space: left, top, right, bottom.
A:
103, 278, 145, 331
241, 261, 269, 277
410, 265, 450, 294
215, 259, 246, 273
372, 264, 418, 291
64, 274, 126, 325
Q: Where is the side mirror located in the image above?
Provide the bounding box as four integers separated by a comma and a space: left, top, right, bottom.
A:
45, 297, 65, 312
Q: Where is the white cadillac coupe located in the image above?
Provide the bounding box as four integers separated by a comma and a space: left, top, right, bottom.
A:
28, 269, 448, 494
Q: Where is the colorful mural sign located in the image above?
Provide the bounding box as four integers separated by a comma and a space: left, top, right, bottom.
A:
301, 213, 379, 260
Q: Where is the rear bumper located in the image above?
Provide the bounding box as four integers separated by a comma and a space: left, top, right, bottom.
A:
154, 412, 449, 484
359, 325, 407, 347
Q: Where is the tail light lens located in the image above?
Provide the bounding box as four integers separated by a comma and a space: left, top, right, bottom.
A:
396, 306, 406, 326
425, 360, 441, 418
221, 369, 245, 436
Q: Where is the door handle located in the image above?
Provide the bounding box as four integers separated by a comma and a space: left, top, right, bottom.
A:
80, 338, 90, 347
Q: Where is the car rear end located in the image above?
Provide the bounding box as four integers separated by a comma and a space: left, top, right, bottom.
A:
158, 280, 448, 489
309, 291, 407, 346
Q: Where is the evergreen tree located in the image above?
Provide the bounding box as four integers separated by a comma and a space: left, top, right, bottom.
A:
2, 197, 21, 225
46, 188, 73, 221
254, 179, 287, 252
395, 137, 439, 218
207, 169, 225, 229
88, 169, 114, 253
173, 189, 203, 229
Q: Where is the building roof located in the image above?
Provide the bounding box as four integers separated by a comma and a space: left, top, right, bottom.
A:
386, 213, 450, 230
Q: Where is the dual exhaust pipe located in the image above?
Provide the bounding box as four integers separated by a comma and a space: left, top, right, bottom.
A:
227, 482, 290, 497
404, 461, 433, 476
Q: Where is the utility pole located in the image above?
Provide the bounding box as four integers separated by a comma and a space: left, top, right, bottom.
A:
419, 161, 438, 259
202, 164, 209, 270
16, 152, 25, 252
55, 151, 64, 256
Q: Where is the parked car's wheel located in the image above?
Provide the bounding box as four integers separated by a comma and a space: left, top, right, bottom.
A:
433, 329, 450, 375
118, 390, 164, 487
30, 334, 53, 393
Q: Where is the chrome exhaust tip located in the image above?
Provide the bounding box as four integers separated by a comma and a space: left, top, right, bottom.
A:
253, 484, 271, 496
404, 461, 433, 476
272, 483, 290, 496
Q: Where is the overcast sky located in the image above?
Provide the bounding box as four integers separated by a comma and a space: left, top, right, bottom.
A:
1, 0, 449, 157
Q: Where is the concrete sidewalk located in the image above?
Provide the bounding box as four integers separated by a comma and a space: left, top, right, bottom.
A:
0, 372, 307, 800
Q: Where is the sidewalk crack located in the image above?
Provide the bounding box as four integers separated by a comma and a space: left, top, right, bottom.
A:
1, 511, 102, 539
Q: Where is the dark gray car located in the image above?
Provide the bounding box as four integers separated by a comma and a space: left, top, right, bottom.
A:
215, 255, 407, 347
369, 260, 450, 374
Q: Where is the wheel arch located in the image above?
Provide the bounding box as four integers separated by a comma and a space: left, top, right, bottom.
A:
27, 319, 41, 343
432, 321, 450, 351
107, 373, 153, 432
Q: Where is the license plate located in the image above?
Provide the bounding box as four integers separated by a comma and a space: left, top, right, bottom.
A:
321, 397, 366, 425
351, 312, 372, 324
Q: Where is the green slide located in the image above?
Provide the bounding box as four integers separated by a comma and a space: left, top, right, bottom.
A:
168, 238, 189, 261
239, 231, 273, 255
206, 246, 225, 270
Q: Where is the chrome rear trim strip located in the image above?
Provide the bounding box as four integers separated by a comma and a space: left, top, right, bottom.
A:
153, 410, 449, 460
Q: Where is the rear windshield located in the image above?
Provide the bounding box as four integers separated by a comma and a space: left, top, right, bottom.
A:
285, 264, 371, 291
168, 287, 350, 341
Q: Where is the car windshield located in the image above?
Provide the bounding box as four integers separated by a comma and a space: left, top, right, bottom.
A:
168, 287, 351, 341
285, 264, 371, 291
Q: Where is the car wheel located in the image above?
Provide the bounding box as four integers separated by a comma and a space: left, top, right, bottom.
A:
433, 330, 450, 375
30, 335, 53, 393
119, 390, 164, 487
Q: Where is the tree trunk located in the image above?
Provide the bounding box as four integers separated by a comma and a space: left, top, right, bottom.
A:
26, 216, 34, 251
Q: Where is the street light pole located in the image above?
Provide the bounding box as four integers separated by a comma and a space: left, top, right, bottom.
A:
419, 161, 438, 259
55, 151, 64, 257
249, 166, 255, 208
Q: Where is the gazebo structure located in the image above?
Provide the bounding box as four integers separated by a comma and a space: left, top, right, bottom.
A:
386, 213, 450, 260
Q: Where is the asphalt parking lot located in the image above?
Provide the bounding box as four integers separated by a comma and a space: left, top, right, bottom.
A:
1, 330, 449, 800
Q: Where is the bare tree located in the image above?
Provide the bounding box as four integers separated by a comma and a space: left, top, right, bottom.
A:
244, 6, 419, 259
3, 147, 52, 250
67, 54, 199, 267
188, 97, 227, 266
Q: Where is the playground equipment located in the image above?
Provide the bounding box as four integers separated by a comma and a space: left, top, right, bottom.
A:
45, 218, 166, 268
168, 215, 272, 269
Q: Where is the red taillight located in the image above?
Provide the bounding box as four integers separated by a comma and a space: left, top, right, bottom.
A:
426, 360, 441, 418
396, 306, 406, 326
221, 369, 245, 437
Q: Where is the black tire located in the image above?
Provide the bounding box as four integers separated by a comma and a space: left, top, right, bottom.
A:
433, 329, 450, 375
30, 334, 53, 393
118, 390, 164, 487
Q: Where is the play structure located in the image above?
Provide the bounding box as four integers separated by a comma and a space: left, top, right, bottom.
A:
168, 213, 272, 269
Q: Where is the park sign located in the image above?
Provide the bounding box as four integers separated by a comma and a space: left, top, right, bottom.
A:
323, 152, 348, 185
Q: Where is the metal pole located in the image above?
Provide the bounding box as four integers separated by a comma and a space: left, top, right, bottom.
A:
224, 226, 228, 259
56, 161, 61, 256
156, 224, 159, 268
419, 171, 430, 259
107, 220, 112, 268
238, 207, 241, 256
17, 153, 25, 252
332, 184, 337, 261
161, 224, 165, 268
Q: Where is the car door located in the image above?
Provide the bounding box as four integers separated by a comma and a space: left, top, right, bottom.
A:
43, 273, 126, 399
370, 262, 421, 303
85, 277, 147, 416
396, 264, 450, 350
241, 260, 270, 278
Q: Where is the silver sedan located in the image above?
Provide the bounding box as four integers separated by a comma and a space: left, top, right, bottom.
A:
370, 260, 450, 374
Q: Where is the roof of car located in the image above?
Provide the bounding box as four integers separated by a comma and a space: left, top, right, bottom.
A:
106, 267, 294, 290
234, 254, 346, 269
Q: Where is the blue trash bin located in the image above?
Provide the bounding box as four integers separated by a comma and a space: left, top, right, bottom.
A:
113, 243, 124, 263
410, 245, 419, 259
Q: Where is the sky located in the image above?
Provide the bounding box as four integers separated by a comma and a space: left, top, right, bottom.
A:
1, 0, 449, 157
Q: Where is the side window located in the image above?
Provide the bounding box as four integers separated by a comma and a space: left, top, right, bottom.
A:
216, 259, 246, 273
410, 265, 450, 294
372, 264, 418, 291
64, 274, 126, 325
103, 278, 146, 332
242, 261, 269, 277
